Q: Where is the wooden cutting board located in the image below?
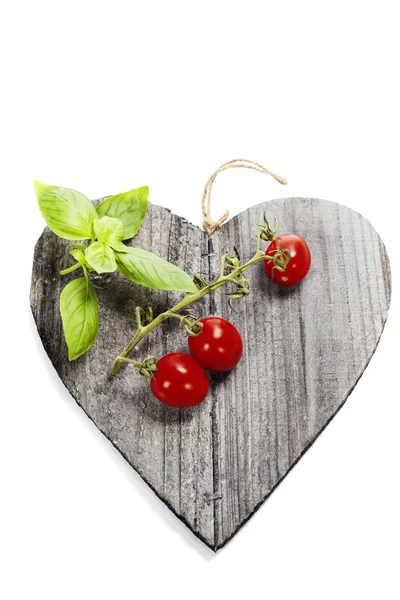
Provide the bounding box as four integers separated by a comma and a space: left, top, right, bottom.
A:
30, 197, 391, 550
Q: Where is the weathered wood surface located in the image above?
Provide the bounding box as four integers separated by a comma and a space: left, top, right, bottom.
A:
30, 198, 391, 550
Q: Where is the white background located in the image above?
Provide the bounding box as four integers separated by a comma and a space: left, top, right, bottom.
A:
1, 1, 399, 599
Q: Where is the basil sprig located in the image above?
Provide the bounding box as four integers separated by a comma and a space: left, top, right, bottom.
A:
34, 181, 196, 360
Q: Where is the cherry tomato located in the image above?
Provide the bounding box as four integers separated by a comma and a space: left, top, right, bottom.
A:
264, 234, 311, 286
188, 317, 243, 372
150, 352, 209, 408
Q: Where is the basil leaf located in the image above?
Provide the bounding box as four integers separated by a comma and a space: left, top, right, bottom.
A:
108, 240, 130, 253
115, 247, 196, 293
96, 186, 149, 240
85, 242, 117, 274
60, 276, 99, 360
70, 249, 88, 266
34, 180, 97, 240
68, 249, 96, 272
94, 216, 124, 248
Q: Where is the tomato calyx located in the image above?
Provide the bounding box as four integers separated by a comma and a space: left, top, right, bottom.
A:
118, 354, 157, 379
258, 214, 291, 278
182, 315, 203, 336
165, 311, 204, 337
267, 247, 291, 279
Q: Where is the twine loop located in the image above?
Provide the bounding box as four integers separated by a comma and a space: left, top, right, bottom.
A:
201, 158, 287, 236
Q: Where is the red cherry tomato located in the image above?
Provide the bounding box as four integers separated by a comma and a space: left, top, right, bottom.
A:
150, 352, 209, 408
188, 317, 243, 372
264, 234, 311, 286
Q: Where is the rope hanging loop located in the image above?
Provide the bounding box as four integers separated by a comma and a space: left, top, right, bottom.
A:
201, 158, 287, 236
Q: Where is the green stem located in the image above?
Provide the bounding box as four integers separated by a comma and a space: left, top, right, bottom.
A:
60, 262, 82, 276
111, 248, 267, 376
118, 357, 142, 367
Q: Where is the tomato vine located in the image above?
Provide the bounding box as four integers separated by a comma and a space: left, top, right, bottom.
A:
111, 215, 290, 377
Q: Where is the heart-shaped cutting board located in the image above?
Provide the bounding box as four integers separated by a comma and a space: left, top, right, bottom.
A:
30, 197, 391, 550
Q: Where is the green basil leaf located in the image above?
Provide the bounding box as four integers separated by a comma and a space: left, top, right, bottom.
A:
70, 249, 88, 266
85, 242, 117, 274
108, 240, 130, 253
115, 247, 196, 293
94, 216, 124, 248
34, 180, 97, 240
60, 276, 99, 360
96, 186, 149, 240
67, 249, 98, 272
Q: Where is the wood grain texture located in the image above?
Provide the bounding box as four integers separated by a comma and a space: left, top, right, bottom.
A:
30, 198, 391, 550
